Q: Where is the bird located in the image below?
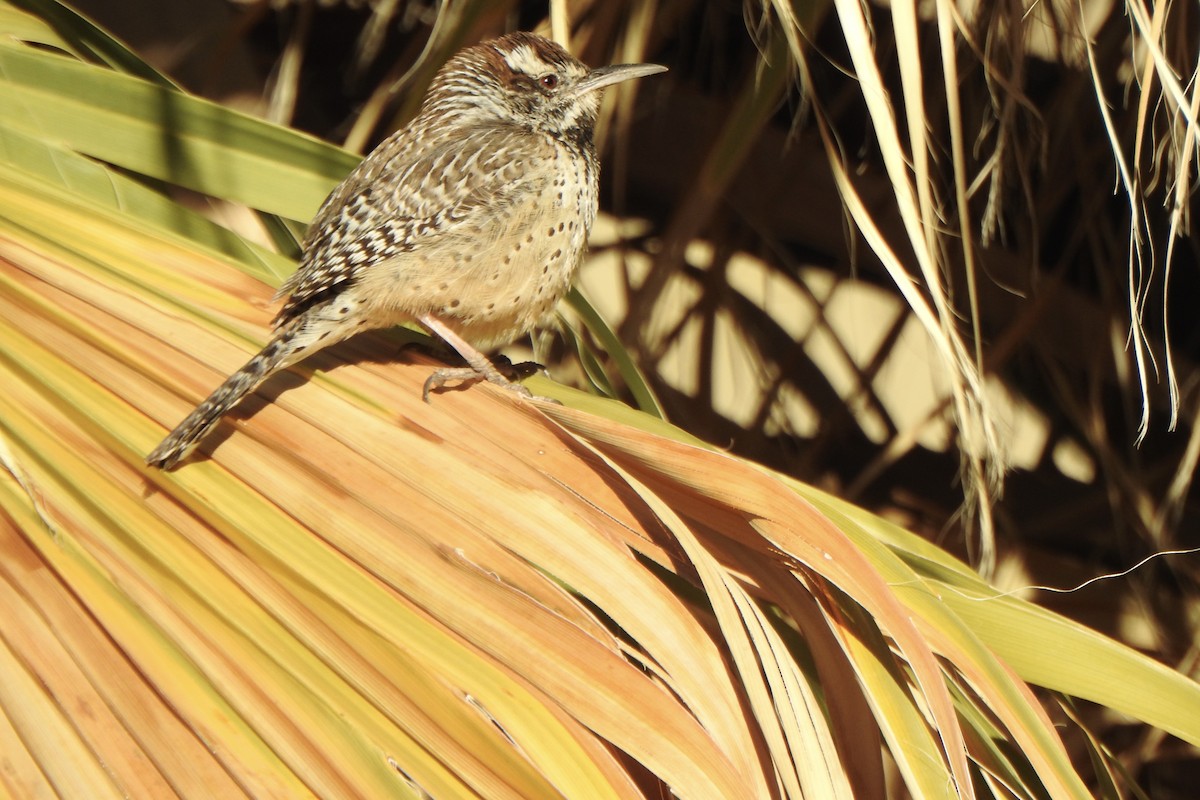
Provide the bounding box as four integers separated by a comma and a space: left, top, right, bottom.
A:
146, 31, 666, 469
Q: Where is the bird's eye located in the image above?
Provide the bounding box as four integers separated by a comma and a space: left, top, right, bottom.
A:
539, 74, 559, 89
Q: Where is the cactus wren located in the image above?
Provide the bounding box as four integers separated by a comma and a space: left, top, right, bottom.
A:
147, 32, 665, 468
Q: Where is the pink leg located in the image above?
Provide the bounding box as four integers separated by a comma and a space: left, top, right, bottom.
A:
416, 313, 532, 401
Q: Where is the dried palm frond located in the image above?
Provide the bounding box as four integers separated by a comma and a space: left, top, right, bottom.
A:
3, 3, 1200, 797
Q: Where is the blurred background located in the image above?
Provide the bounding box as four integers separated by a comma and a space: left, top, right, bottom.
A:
60, 0, 1200, 791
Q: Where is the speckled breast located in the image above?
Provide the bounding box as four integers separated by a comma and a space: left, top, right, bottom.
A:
393, 140, 598, 349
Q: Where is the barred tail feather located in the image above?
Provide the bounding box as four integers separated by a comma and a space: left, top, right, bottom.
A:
146, 331, 298, 469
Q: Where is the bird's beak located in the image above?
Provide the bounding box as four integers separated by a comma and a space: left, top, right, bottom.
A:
574, 62, 667, 96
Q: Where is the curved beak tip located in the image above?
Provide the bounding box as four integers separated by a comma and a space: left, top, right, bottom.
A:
578, 63, 668, 95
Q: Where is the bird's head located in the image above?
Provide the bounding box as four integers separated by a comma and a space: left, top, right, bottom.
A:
422, 32, 665, 145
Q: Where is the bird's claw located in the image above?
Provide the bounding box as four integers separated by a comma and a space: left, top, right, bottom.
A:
423, 366, 534, 402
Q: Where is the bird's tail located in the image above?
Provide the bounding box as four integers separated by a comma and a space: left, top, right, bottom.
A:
146, 329, 299, 469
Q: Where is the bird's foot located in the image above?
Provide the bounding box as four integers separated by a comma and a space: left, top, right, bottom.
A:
422, 362, 559, 404
409, 341, 541, 381
415, 313, 558, 403
493, 356, 544, 382
422, 364, 528, 402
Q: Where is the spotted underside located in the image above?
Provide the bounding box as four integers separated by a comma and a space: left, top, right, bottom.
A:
277, 124, 595, 350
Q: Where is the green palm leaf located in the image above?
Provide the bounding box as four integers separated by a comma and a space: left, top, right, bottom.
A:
2, 4, 1198, 798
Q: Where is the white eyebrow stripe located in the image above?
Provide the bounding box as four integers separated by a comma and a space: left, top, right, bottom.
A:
502, 44, 546, 75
